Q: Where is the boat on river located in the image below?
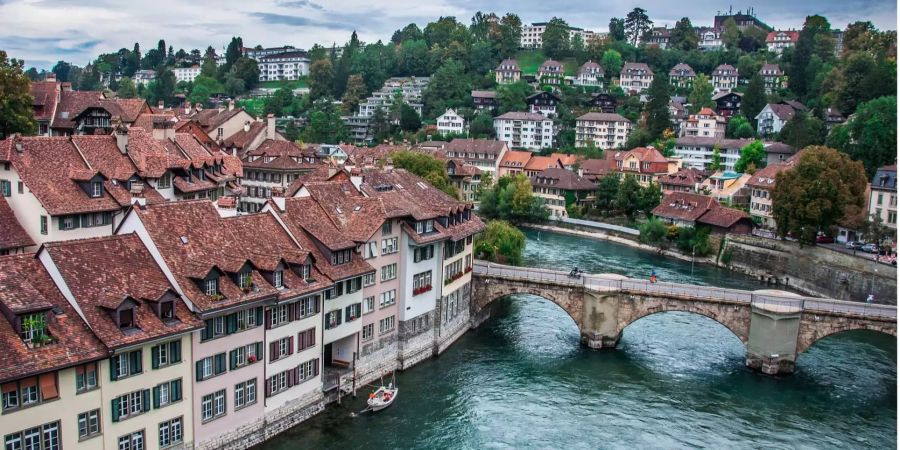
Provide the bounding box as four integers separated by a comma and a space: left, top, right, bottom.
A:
367, 382, 398, 411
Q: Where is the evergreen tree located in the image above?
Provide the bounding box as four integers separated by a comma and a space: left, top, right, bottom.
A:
709, 146, 723, 171
669, 17, 698, 51
778, 111, 825, 149
790, 15, 831, 98
644, 74, 672, 139
309, 59, 335, 100
742, 73, 767, 125
615, 175, 642, 219
721, 18, 741, 50
594, 174, 620, 213
399, 103, 422, 132
421, 59, 470, 118
224, 36, 244, 72
341, 74, 367, 114
608, 18, 626, 42
542, 17, 571, 60
840, 96, 897, 177
496, 13, 522, 57
624, 8, 652, 46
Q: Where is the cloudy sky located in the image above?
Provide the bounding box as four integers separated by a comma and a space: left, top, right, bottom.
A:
1, 0, 895, 70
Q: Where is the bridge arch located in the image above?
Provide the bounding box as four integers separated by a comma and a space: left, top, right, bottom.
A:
472, 280, 584, 329
796, 318, 897, 355
614, 297, 751, 344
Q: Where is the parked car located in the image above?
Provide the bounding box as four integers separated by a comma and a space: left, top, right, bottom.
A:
861, 243, 880, 253
816, 235, 834, 244
846, 241, 865, 250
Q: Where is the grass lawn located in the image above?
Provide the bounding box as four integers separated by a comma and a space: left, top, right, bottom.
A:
514, 50, 579, 76
258, 78, 308, 89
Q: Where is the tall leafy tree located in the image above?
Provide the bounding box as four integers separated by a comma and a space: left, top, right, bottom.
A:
542, 17, 571, 60
497, 81, 530, 113
399, 103, 422, 132
644, 73, 672, 139
742, 73, 767, 125
772, 146, 867, 245
229, 57, 260, 91
615, 175, 642, 219
301, 100, 348, 144
710, 146, 723, 171
496, 13, 523, 57
421, 59, 470, 118
600, 50, 623, 82
838, 96, 897, 177
148, 68, 176, 105
0, 51, 37, 138
687, 74, 714, 113
790, 15, 831, 98
778, 111, 825, 149
721, 18, 741, 50
309, 59, 335, 100
474, 220, 526, 265
734, 140, 767, 173
726, 115, 755, 139
594, 174, 620, 213
608, 18, 627, 42
51, 61, 74, 82
224, 36, 244, 72
341, 74, 367, 114
669, 17, 698, 51
116, 77, 138, 98
392, 23, 424, 43
624, 8, 652, 46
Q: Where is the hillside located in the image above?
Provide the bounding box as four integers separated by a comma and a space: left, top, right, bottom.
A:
514, 50, 579, 76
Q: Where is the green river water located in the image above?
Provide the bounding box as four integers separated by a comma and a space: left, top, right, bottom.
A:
259, 229, 897, 449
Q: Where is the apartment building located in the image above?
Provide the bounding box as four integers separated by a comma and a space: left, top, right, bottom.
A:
0, 254, 109, 450
498, 150, 533, 178
531, 168, 596, 218
257, 51, 310, 82
669, 63, 696, 89
537, 60, 565, 85
241, 140, 321, 212
755, 103, 797, 136
759, 64, 785, 94
443, 139, 509, 176
39, 234, 202, 450
680, 108, 727, 139
711, 64, 739, 93
520, 23, 596, 49
766, 30, 799, 55
575, 112, 632, 150
746, 154, 801, 229
447, 160, 482, 203
494, 59, 521, 85
673, 136, 754, 172
173, 66, 202, 83
620, 62, 653, 94
869, 165, 897, 229
612, 147, 677, 187
493, 112, 554, 151
574, 61, 604, 87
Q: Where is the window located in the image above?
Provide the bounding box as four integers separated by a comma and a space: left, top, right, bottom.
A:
158, 417, 183, 449
19, 312, 46, 343
91, 181, 103, 198
364, 241, 378, 259
60, 215, 77, 230
413, 271, 432, 295
330, 249, 352, 265
234, 379, 257, 410
415, 220, 434, 234
345, 303, 361, 322
297, 328, 316, 351
297, 295, 319, 319
205, 278, 218, 296
379, 316, 396, 334
345, 277, 362, 294
324, 310, 342, 329
380, 263, 397, 282
40, 216, 47, 235
362, 324, 374, 341
201, 390, 226, 422
379, 289, 396, 308
75, 362, 98, 393
381, 237, 398, 254
414, 245, 434, 262
157, 172, 171, 189
237, 271, 253, 289
151, 340, 181, 369
117, 307, 135, 329
298, 359, 318, 382
443, 290, 462, 323
298, 263, 312, 281
159, 300, 175, 320
230, 342, 262, 369
78, 409, 101, 439
110, 350, 142, 380
152, 379, 182, 408
0, 180, 10, 197
4, 422, 60, 450
112, 389, 149, 421
363, 296, 375, 314
382, 221, 392, 235
363, 273, 375, 286
274, 270, 283, 288
118, 430, 145, 450
271, 304, 290, 327
195, 353, 226, 381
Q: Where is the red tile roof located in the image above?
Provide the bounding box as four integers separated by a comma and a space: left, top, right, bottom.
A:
652, 192, 718, 222
660, 168, 707, 189
223, 121, 267, 150
531, 168, 596, 191
3, 137, 123, 215
243, 140, 321, 170
0, 197, 33, 251
0, 254, 108, 383
42, 234, 203, 349
29, 81, 60, 122
697, 206, 751, 228
51, 91, 148, 130
499, 150, 532, 168
525, 155, 562, 172
71, 135, 137, 180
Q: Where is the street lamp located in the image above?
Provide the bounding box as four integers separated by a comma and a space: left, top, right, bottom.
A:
691, 243, 697, 278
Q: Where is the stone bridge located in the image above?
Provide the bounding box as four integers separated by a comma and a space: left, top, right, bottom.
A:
471, 261, 897, 375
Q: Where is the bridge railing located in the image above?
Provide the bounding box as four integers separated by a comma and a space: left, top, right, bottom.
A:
473, 260, 897, 320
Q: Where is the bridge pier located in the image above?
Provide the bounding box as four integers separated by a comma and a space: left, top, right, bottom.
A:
745, 302, 802, 375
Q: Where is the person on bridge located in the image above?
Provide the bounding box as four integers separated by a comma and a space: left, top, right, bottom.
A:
650, 269, 657, 284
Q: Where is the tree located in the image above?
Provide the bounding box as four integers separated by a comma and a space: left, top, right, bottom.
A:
116, 77, 137, 98
742, 74, 767, 126
341, 74, 367, 114
229, 57, 260, 91
669, 17, 699, 51
189, 76, 221, 106
301, 100, 348, 144
644, 74, 672, 139
615, 175, 642, 219
839, 96, 897, 177
469, 112, 494, 138
422, 59, 470, 118
396, 39, 430, 76
0, 51, 37, 138
474, 220, 526, 265
223, 76, 245, 97
790, 15, 831, 98
675, 226, 712, 256
224, 36, 244, 72
710, 146, 723, 171
391, 151, 457, 197
200, 56, 218, 78
283, 121, 301, 142
721, 18, 741, 50
594, 174, 620, 214
639, 218, 669, 248
638, 182, 662, 215
399, 103, 421, 132
309, 59, 334, 100
734, 140, 766, 173
542, 17, 571, 60
496, 13, 523, 57
497, 81, 530, 113
726, 115, 755, 139
829, 52, 895, 117
608, 18, 627, 42
148, 68, 176, 106
687, 74, 715, 113
624, 8, 652, 46
51, 61, 74, 82
600, 50, 623, 82
778, 111, 825, 149
393, 23, 424, 43
772, 146, 867, 245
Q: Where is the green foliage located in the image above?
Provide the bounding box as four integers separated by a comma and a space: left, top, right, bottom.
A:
722, 18, 741, 51
229, 57, 260, 92
399, 103, 422, 132
474, 220, 526, 265
835, 96, 897, 177
469, 112, 495, 138
778, 111, 825, 149
391, 151, 457, 197
188, 76, 222, 107
624, 8, 652, 46
669, 18, 699, 51
639, 218, 668, 247
608, 18, 627, 42
283, 121, 301, 142
615, 175, 642, 219
726, 115, 755, 139
601, 50, 623, 82
623, 127, 652, 149
675, 226, 712, 256
309, 59, 334, 100
710, 146, 723, 171
734, 140, 766, 174
644, 74, 672, 140
301, 100, 348, 144
790, 15, 832, 98
687, 74, 715, 114
497, 81, 531, 114
742, 74, 767, 125
0, 51, 37, 138
116, 77, 137, 99
147, 68, 176, 106
422, 59, 471, 119
224, 36, 243, 72
772, 146, 868, 245
479, 174, 549, 224
542, 17, 571, 60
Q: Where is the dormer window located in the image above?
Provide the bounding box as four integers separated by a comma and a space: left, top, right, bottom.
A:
91, 181, 103, 198
19, 312, 47, 344
160, 300, 175, 320
298, 263, 312, 282
274, 270, 284, 289
205, 278, 219, 296
117, 307, 135, 329
237, 271, 253, 290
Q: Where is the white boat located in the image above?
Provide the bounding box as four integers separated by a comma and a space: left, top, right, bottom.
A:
366, 383, 398, 411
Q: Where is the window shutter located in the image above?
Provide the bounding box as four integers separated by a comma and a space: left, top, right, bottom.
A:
269, 342, 278, 362
171, 379, 182, 402
256, 342, 264, 359
215, 353, 226, 374
291, 302, 300, 321
288, 338, 294, 356
151, 345, 160, 369
171, 341, 181, 363
336, 312, 342, 326
266, 377, 273, 397
142, 389, 151, 412
287, 368, 295, 388
229, 350, 237, 370
315, 297, 320, 314
310, 329, 316, 347
314, 358, 320, 376
130, 350, 142, 374
153, 386, 161, 409
265, 308, 272, 329
111, 398, 120, 422
226, 314, 237, 334
195, 361, 203, 382
110, 357, 119, 381
202, 320, 213, 340
255, 307, 263, 325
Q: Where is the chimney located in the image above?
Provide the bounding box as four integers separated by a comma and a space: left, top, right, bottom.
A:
114, 123, 129, 154
45, 73, 57, 82
61, 82, 72, 92
228, 100, 235, 111
217, 102, 225, 113
184, 101, 192, 115
243, 121, 251, 133
157, 100, 164, 110
266, 114, 275, 139
12, 134, 23, 153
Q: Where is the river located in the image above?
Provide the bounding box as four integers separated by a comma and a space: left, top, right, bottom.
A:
259, 229, 897, 449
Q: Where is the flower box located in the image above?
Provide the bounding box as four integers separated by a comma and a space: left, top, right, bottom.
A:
465, 266, 473, 273
413, 284, 433, 296
248, 354, 257, 363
